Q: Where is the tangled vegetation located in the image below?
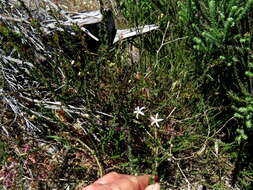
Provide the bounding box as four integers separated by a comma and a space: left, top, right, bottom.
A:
0, 0, 253, 189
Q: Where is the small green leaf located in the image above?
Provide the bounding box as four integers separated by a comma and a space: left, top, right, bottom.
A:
238, 107, 248, 113
245, 71, 253, 77
236, 129, 248, 143
234, 113, 244, 119
246, 120, 252, 129
193, 37, 202, 44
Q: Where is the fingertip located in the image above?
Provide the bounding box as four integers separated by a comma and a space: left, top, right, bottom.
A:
144, 183, 160, 190
82, 183, 111, 190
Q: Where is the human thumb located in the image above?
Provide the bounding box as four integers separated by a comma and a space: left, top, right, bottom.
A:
144, 183, 160, 190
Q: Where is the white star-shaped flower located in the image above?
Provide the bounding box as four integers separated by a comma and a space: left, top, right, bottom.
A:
133, 106, 145, 119
150, 113, 164, 128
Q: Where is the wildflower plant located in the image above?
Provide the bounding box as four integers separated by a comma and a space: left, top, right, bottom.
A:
133, 106, 166, 175
133, 106, 164, 128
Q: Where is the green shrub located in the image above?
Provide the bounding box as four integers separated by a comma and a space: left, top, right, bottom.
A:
179, 0, 253, 129
178, 0, 253, 187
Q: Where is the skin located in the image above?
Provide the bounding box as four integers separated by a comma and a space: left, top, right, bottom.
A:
82, 172, 155, 190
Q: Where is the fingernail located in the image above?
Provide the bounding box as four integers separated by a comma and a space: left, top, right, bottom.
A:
145, 183, 160, 190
